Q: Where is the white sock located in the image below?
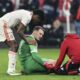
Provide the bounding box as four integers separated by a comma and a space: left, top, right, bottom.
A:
7, 51, 16, 73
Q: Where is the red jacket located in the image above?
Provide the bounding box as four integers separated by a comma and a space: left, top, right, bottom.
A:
55, 34, 80, 70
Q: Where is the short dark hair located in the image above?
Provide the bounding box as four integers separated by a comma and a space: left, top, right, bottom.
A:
33, 26, 45, 32
33, 9, 45, 23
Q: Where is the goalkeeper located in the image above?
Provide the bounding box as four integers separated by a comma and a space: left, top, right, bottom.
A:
18, 26, 56, 74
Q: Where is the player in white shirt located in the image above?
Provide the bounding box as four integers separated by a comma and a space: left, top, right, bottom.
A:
0, 9, 44, 75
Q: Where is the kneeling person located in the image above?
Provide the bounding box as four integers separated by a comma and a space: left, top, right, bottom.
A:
18, 26, 56, 74
54, 34, 80, 75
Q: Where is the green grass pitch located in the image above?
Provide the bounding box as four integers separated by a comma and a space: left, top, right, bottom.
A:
0, 48, 80, 80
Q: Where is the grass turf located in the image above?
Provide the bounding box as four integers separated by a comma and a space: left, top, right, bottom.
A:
0, 48, 80, 80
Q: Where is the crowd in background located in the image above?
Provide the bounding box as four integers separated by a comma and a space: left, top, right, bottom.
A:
0, 0, 80, 47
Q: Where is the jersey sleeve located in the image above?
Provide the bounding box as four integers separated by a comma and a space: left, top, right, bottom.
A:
54, 39, 68, 70
31, 52, 44, 66
21, 12, 32, 26
27, 36, 44, 66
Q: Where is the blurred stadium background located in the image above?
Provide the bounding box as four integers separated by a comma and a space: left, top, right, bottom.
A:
0, 0, 79, 48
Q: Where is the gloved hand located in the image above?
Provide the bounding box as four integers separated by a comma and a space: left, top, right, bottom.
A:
44, 59, 56, 70
44, 62, 54, 69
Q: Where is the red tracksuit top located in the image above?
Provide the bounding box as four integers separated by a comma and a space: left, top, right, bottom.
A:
55, 34, 80, 70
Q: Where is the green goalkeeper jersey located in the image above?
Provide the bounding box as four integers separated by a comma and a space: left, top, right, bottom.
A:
18, 35, 45, 68
18, 35, 37, 60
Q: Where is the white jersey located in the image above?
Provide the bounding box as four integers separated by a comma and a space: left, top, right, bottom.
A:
1, 9, 32, 28
0, 9, 32, 42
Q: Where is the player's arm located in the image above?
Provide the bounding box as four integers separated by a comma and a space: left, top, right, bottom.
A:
29, 41, 44, 66
31, 52, 44, 65
31, 51, 54, 71
16, 12, 35, 45
29, 42, 49, 70
54, 39, 68, 70
16, 22, 36, 45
